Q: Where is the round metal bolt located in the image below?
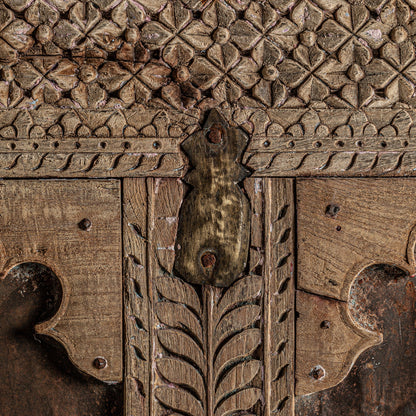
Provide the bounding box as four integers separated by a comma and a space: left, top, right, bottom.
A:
78, 218, 92, 231
320, 320, 331, 329
201, 252, 216, 268
310, 365, 325, 380
207, 125, 224, 144
325, 204, 340, 218
93, 357, 107, 369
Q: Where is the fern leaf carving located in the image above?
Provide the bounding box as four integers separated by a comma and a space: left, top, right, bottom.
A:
155, 274, 262, 416
155, 386, 205, 416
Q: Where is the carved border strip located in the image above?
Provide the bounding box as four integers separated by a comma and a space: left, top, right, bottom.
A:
123, 178, 150, 415
264, 178, 295, 416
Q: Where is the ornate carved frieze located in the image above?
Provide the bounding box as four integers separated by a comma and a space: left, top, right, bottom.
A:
2, 0, 416, 110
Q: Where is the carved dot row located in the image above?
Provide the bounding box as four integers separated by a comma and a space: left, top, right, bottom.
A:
0, 140, 165, 152
260, 139, 412, 151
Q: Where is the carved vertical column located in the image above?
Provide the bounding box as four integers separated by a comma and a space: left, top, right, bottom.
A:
123, 178, 150, 416
264, 178, 295, 416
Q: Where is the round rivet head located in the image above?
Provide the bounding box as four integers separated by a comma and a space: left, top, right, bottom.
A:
325, 204, 340, 218
78, 218, 92, 231
207, 125, 224, 144
310, 365, 325, 380
320, 320, 331, 329
201, 252, 216, 268
93, 357, 107, 369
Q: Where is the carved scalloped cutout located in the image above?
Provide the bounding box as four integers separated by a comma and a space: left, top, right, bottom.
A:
296, 178, 416, 396
0, 180, 122, 382
295, 281, 382, 396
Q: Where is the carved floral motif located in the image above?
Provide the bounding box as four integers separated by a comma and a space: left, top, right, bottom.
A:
2, 0, 416, 110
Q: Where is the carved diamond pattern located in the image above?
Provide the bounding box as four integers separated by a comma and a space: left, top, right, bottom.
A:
1, 0, 416, 109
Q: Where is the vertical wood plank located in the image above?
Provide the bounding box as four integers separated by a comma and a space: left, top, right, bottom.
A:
264, 178, 295, 416
123, 178, 149, 416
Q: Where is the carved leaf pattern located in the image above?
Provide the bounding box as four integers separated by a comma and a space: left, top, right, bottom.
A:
155, 274, 262, 416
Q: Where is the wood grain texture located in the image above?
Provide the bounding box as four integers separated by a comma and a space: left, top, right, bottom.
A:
123, 178, 149, 415
2, 0, 416, 178
124, 177, 266, 416
153, 177, 262, 416
295, 290, 381, 396
295, 178, 416, 397
296, 265, 416, 415
264, 178, 295, 416
0, 179, 122, 382
2, 0, 416, 110
297, 178, 416, 301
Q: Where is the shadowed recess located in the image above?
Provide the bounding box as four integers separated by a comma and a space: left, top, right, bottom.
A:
296, 265, 416, 416
0, 262, 122, 416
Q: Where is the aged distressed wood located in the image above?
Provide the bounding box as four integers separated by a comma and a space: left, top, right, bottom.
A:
124, 177, 270, 416
297, 178, 416, 301
123, 178, 149, 415
296, 178, 416, 398
174, 110, 250, 287
0, 263, 123, 415
0, 180, 122, 382
264, 178, 295, 416
1, 0, 416, 178
296, 290, 381, 396
2, 0, 416, 413
296, 265, 416, 415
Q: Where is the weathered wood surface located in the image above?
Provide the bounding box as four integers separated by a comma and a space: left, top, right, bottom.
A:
296, 265, 416, 416
297, 178, 416, 301
0, 179, 122, 382
295, 178, 416, 400
0, 262, 123, 416
1, 0, 416, 177
123, 177, 297, 416
296, 290, 381, 396
263, 178, 295, 416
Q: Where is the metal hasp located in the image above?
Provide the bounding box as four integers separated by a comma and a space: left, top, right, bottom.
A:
174, 110, 250, 287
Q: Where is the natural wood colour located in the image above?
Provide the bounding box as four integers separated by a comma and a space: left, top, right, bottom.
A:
264, 178, 295, 416
297, 178, 416, 301
0, 179, 122, 382
123, 178, 149, 415
295, 178, 416, 397
295, 290, 381, 396
2, 0, 416, 177
2, 0, 416, 413
174, 110, 250, 287
124, 177, 299, 416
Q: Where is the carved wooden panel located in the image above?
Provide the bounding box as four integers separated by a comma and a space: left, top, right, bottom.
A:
1, 0, 416, 177
123, 177, 295, 416
0, 179, 123, 382
1, 0, 416, 414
